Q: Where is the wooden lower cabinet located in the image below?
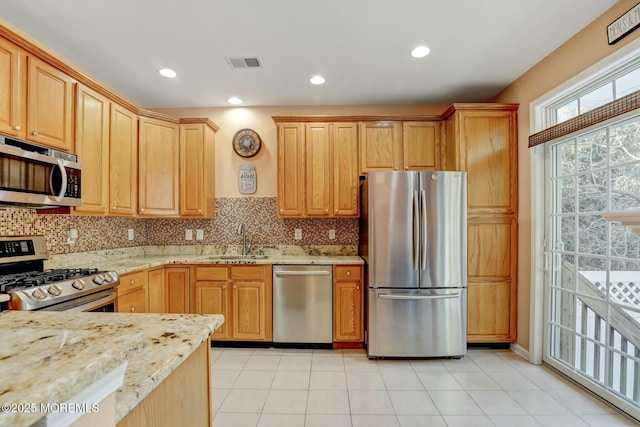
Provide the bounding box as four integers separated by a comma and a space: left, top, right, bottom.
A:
165, 267, 190, 313
194, 265, 272, 341
333, 265, 363, 343
117, 340, 211, 427
147, 268, 165, 313
117, 271, 148, 313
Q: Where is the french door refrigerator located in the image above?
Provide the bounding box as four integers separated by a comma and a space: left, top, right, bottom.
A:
360, 171, 467, 358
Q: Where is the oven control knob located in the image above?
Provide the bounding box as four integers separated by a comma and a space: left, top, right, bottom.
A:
103, 273, 113, 283
108, 272, 119, 282
72, 279, 85, 290
47, 284, 63, 296
92, 275, 104, 285
31, 288, 47, 300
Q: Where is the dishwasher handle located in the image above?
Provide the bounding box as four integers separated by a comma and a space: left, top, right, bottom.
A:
274, 270, 331, 277
378, 293, 460, 301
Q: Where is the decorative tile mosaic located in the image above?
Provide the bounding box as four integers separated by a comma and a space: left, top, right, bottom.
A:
0, 197, 359, 255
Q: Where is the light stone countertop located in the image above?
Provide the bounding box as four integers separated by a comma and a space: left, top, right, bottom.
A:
0, 311, 224, 425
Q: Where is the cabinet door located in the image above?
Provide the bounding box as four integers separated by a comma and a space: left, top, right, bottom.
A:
180, 123, 215, 217
118, 287, 147, 313
74, 84, 109, 215
110, 103, 138, 216
359, 121, 402, 174
27, 56, 74, 151
139, 117, 179, 216
277, 123, 304, 216
195, 281, 229, 340
147, 268, 165, 313
331, 123, 359, 216
0, 38, 24, 138
232, 281, 271, 340
165, 267, 190, 313
305, 123, 331, 216
403, 121, 439, 171
334, 266, 363, 342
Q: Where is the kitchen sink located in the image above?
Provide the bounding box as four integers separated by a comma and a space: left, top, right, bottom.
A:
207, 254, 269, 260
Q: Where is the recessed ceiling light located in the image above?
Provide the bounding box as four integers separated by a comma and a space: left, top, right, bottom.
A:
158, 68, 177, 78
227, 96, 243, 105
310, 75, 326, 85
411, 46, 431, 58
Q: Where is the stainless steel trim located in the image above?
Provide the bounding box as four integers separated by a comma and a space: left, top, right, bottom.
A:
378, 293, 460, 300
274, 271, 331, 277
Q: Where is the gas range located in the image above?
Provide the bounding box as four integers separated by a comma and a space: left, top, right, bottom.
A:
0, 236, 120, 311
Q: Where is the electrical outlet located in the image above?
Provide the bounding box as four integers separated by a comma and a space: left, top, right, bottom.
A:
329, 229, 336, 240
294, 229, 302, 240
185, 229, 193, 240
196, 229, 204, 240
127, 229, 134, 241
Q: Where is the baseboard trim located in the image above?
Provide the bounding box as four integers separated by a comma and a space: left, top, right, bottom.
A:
511, 343, 536, 363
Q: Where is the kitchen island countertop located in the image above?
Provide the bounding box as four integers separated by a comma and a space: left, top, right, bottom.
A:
0, 311, 223, 425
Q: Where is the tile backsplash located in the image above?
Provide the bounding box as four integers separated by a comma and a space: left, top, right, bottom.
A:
0, 197, 358, 254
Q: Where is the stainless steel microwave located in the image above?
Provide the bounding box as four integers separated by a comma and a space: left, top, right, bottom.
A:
0, 135, 81, 208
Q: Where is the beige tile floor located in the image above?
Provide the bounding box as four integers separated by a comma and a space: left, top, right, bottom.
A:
210, 347, 639, 427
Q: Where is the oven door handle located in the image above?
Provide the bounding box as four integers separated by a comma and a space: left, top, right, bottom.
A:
64, 293, 117, 312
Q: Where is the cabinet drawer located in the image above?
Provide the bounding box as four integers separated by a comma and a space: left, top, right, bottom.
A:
118, 270, 147, 295
335, 265, 362, 280
117, 287, 146, 313
196, 266, 229, 281
231, 265, 266, 280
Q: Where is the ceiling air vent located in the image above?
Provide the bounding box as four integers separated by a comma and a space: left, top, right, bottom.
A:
226, 56, 263, 68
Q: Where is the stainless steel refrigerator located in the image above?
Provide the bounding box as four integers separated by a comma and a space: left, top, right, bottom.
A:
360, 171, 467, 358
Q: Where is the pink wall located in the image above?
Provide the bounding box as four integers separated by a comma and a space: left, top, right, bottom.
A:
493, 0, 640, 351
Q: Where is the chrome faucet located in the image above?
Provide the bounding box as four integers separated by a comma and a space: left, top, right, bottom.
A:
237, 223, 252, 255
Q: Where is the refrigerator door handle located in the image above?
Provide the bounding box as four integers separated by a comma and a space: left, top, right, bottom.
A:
420, 189, 428, 271
378, 293, 460, 300
413, 190, 420, 270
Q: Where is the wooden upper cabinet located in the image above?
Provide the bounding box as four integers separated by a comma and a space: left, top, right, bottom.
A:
331, 123, 359, 216
74, 84, 110, 215
277, 123, 305, 216
359, 121, 402, 174
0, 37, 25, 138
403, 121, 439, 170
138, 117, 179, 216
27, 56, 75, 151
179, 122, 216, 218
109, 103, 138, 216
443, 108, 518, 214
305, 123, 331, 216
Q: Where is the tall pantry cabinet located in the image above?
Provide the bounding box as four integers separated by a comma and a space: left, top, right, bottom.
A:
442, 104, 519, 343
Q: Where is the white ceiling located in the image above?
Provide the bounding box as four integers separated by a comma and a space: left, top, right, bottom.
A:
0, 0, 618, 108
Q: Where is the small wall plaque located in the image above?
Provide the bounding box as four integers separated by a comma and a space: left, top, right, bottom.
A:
238, 164, 257, 194
607, 1, 640, 45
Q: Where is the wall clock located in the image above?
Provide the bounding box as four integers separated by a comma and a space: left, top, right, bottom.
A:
232, 128, 262, 158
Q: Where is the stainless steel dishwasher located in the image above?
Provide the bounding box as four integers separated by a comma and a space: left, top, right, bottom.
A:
272, 265, 333, 344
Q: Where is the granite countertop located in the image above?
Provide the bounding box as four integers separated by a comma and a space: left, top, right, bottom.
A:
51, 253, 364, 275
0, 311, 224, 425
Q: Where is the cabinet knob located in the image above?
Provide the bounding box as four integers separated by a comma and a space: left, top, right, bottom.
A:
356, 285, 360, 290
394, 167, 398, 170
222, 285, 226, 289
129, 279, 135, 285
140, 208, 145, 212
335, 209, 338, 213
233, 285, 237, 289
13, 125, 21, 131
31, 130, 38, 136
280, 209, 283, 213
405, 166, 408, 170
130, 306, 135, 312
325, 209, 328, 213
346, 271, 351, 276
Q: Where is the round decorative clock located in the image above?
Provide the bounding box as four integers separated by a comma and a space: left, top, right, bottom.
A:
232, 128, 262, 158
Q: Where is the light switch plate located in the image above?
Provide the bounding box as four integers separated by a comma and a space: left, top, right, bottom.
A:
127, 229, 134, 241
294, 229, 302, 240
329, 229, 336, 240
196, 229, 204, 240
185, 229, 193, 240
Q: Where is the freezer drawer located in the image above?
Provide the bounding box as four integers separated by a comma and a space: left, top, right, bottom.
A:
273, 265, 333, 344
367, 288, 466, 358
